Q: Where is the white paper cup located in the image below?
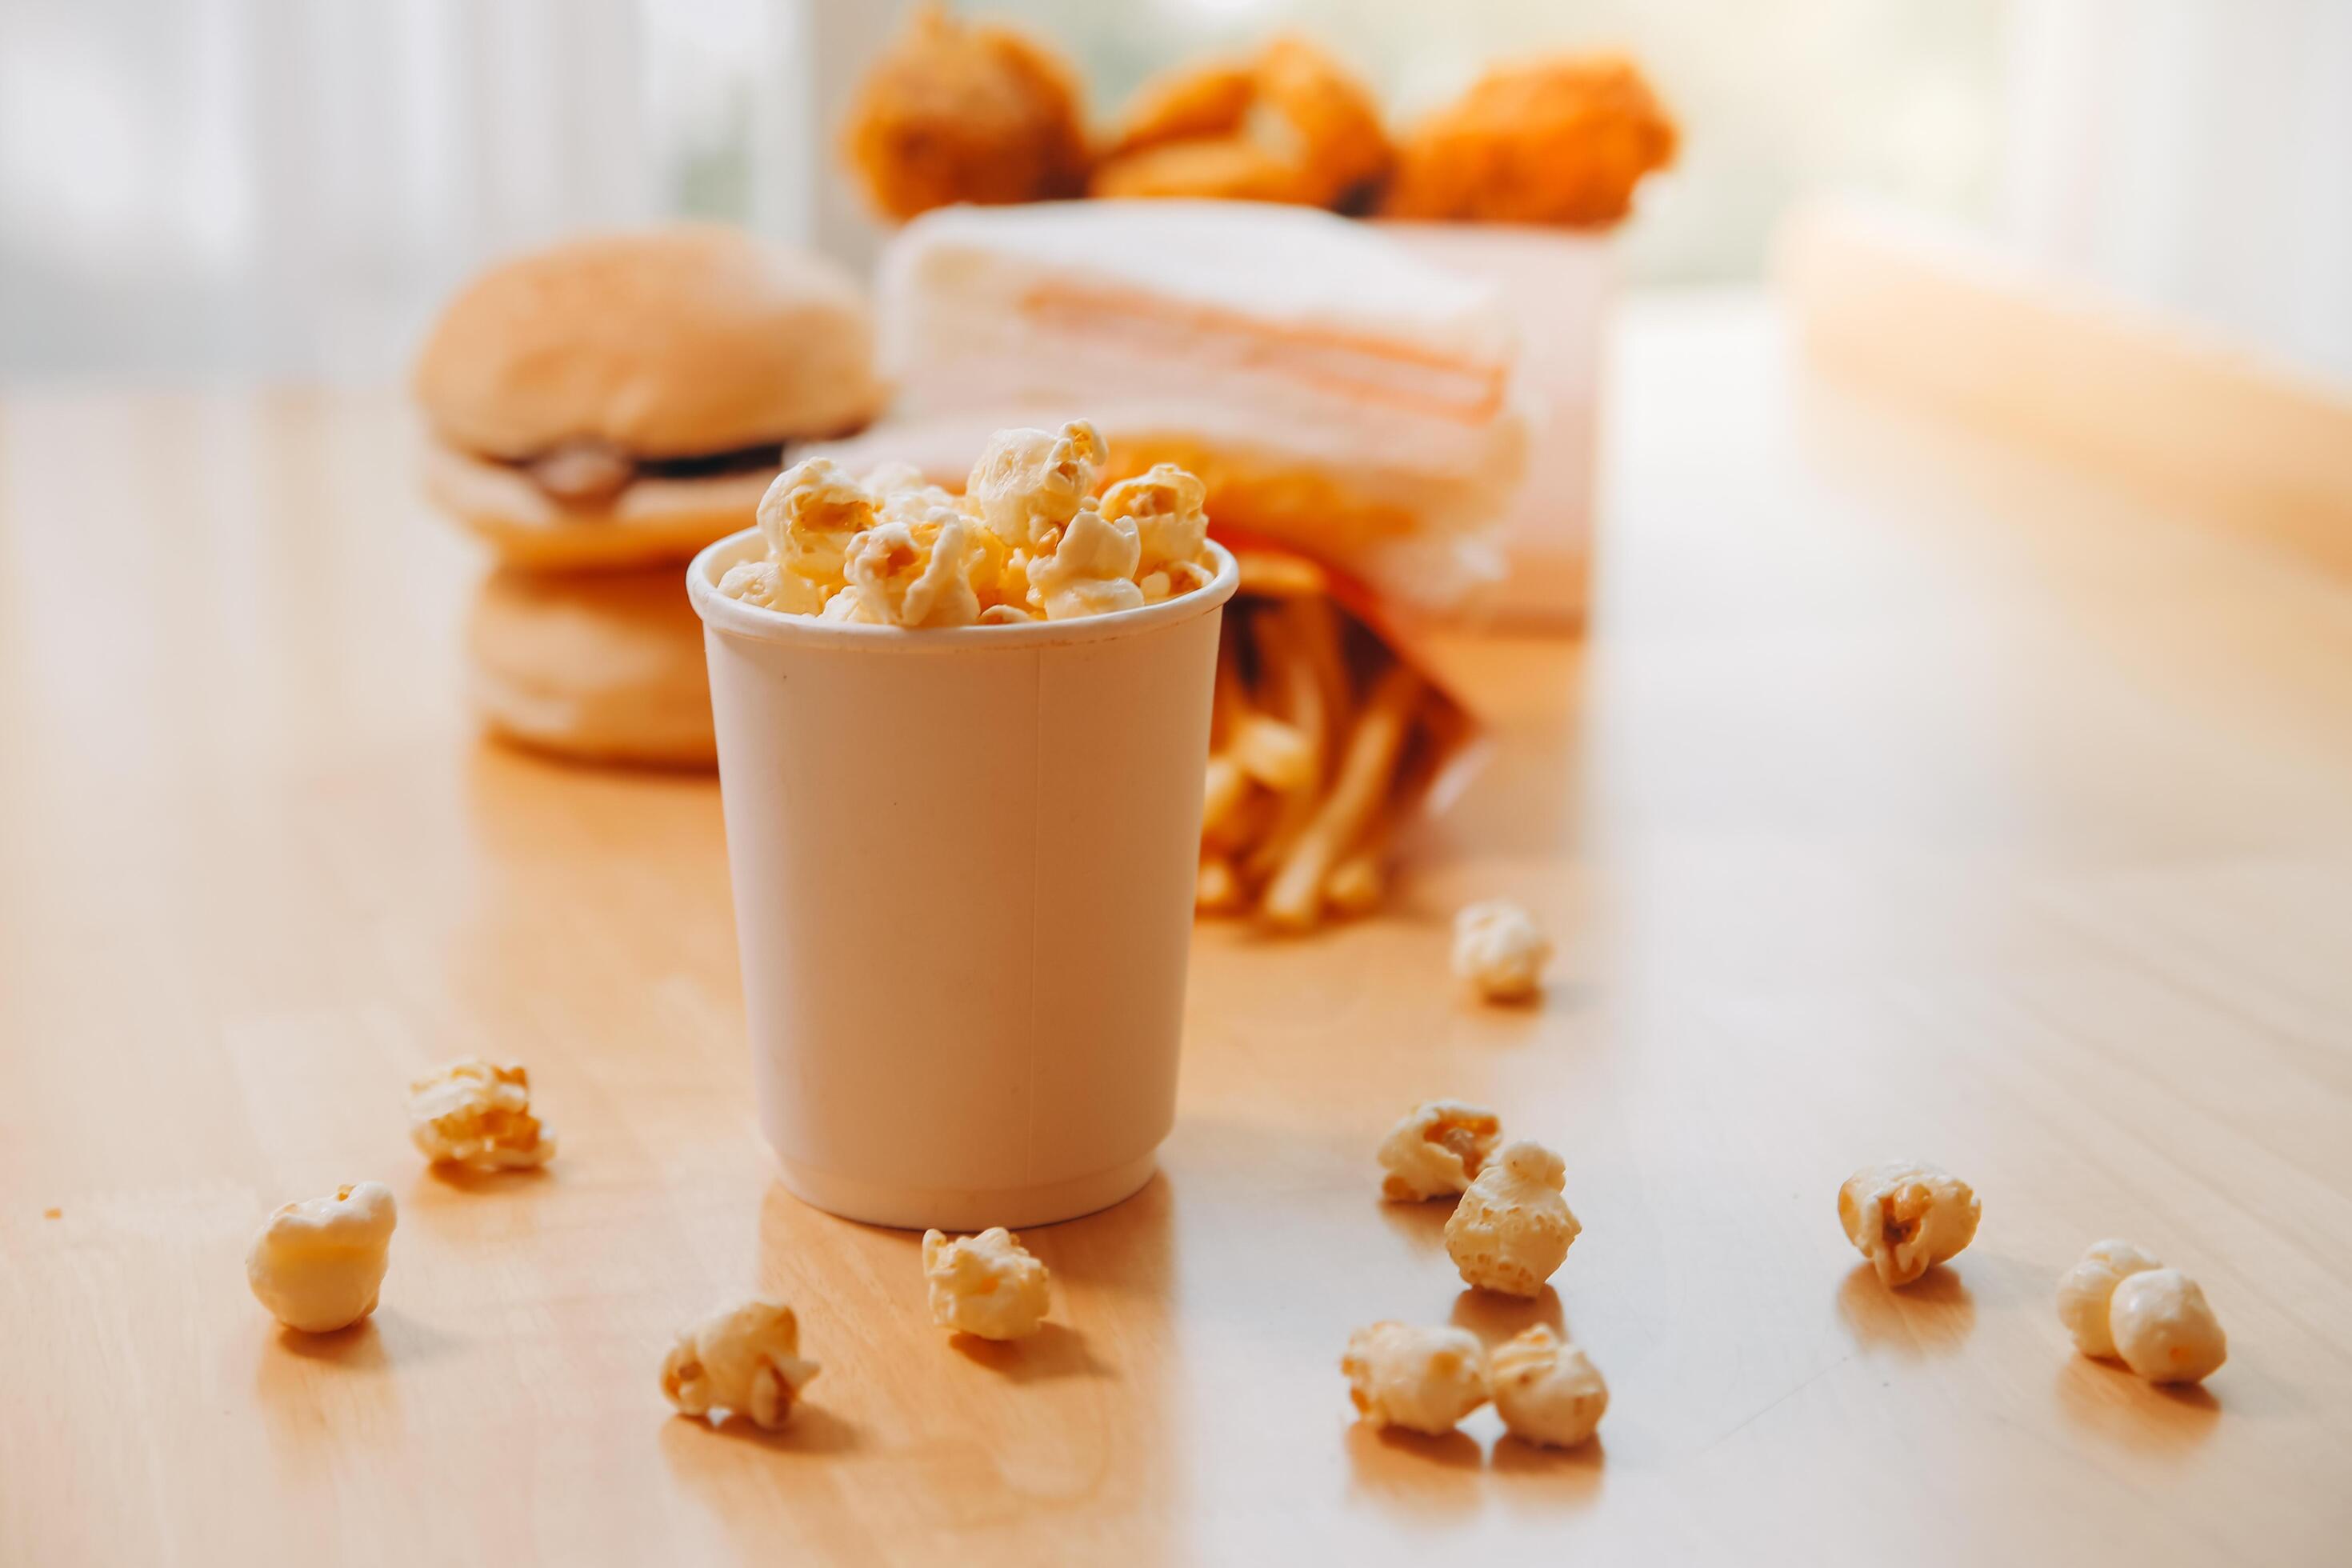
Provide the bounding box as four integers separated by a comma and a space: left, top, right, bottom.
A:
686, 530, 1238, 1230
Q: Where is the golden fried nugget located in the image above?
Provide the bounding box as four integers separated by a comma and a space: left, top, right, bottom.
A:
1108, 61, 1257, 158
1092, 138, 1323, 205
1382, 55, 1676, 228
1254, 36, 1390, 206
842, 6, 1091, 222
1093, 34, 1390, 211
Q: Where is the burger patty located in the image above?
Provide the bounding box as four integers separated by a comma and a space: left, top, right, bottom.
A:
512, 438, 788, 510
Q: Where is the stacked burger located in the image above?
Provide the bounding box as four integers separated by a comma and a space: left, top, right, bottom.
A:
414, 227, 884, 766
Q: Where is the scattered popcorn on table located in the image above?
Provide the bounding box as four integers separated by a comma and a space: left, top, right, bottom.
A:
922, 1226, 1052, 1341
1341, 1321, 1490, 1435
246, 1182, 397, 1334
1838, 1161, 1980, 1288
661, 1300, 821, 1430
1488, 1325, 1608, 1448
2056, 1238, 2162, 1360
719, 422, 1217, 626
1452, 901, 1551, 1002
1377, 1099, 1502, 1202
406, 1059, 556, 1170
2108, 1268, 2227, 1385
1446, 1140, 1580, 1296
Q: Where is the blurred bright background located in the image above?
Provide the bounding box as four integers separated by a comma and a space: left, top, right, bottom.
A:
2, 0, 2346, 386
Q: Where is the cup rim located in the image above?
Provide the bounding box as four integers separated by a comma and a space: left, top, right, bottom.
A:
686, 528, 1239, 652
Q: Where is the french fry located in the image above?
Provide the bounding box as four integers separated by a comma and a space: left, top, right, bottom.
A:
1274, 593, 1354, 764
1322, 790, 1400, 917
1241, 611, 1331, 879
1196, 854, 1246, 914
1210, 620, 1249, 749
1233, 549, 1330, 599
1229, 713, 1314, 792
1322, 851, 1386, 916
1202, 755, 1252, 842
1261, 662, 1423, 931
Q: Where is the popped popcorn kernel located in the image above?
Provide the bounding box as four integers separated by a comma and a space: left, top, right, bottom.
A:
1453, 901, 1551, 1002
967, 420, 1105, 550
1445, 1140, 1579, 1296
406, 1059, 556, 1170
1838, 1161, 1979, 1288
2056, 1238, 2162, 1360
755, 456, 875, 589
2109, 1268, 2227, 1385
1341, 1321, 1490, 1435
1027, 506, 1145, 621
1489, 1325, 1608, 1448
1377, 1099, 1502, 1202
717, 558, 822, 615
922, 1226, 1052, 1341
661, 1300, 820, 1430
1101, 462, 1210, 575
720, 418, 1216, 624
1228, 713, 1314, 792
842, 510, 984, 628
246, 1182, 397, 1334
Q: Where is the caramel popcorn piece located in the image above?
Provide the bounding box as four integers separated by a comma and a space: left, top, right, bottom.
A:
2056, 1238, 2162, 1359
1838, 1161, 1980, 1288
407, 1059, 555, 1170
1446, 1140, 1579, 1297
1489, 1325, 1608, 1448
1453, 900, 1551, 1002
661, 1300, 821, 1430
246, 1182, 397, 1334
1341, 1321, 1490, 1435
2107, 1268, 2226, 1385
922, 1226, 1051, 1341
1377, 1099, 1502, 1202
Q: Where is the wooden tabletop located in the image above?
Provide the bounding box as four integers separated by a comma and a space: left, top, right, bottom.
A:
4, 297, 2349, 1565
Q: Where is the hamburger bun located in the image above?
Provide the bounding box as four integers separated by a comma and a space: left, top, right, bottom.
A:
418, 226, 883, 460
466, 566, 715, 768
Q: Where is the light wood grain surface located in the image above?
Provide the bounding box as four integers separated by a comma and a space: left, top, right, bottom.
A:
3, 298, 2350, 1566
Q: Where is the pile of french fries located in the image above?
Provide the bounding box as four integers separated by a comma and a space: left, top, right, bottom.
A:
1199, 553, 1462, 931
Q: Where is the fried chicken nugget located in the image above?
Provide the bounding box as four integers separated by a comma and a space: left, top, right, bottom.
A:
1382, 55, 1676, 228
1107, 62, 1258, 158
1094, 35, 1390, 212
842, 6, 1091, 222
1093, 138, 1322, 204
